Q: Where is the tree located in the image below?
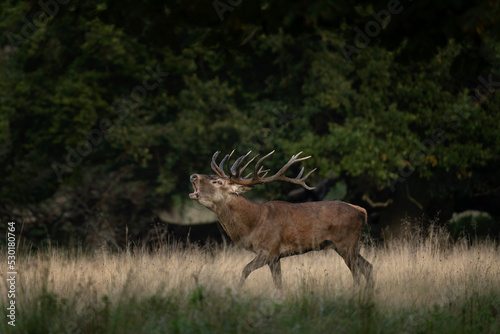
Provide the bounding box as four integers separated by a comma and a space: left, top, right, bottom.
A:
1, 0, 498, 246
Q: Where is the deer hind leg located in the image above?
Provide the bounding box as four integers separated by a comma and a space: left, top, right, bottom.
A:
345, 250, 362, 285
356, 254, 374, 287
337, 247, 373, 287
335, 246, 363, 285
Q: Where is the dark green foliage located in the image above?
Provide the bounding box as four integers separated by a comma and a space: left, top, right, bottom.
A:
0, 0, 499, 246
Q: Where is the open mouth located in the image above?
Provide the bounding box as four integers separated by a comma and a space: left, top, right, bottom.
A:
189, 181, 199, 200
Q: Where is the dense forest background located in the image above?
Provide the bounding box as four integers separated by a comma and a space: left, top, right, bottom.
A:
1, 0, 499, 248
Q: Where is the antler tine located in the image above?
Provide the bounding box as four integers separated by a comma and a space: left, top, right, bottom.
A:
297, 166, 305, 179
225, 150, 236, 177
219, 154, 229, 171
260, 170, 270, 178
303, 168, 317, 180
289, 151, 312, 164
292, 167, 317, 190
273, 152, 316, 189
211, 151, 227, 177
257, 151, 316, 189
271, 151, 310, 177
257, 165, 270, 176
230, 151, 252, 176
253, 150, 275, 177
238, 152, 259, 177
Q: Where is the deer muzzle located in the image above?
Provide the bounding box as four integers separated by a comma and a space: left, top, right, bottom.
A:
189, 174, 200, 200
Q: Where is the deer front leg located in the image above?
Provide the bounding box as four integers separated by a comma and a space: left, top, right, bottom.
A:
239, 253, 270, 288
268, 258, 282, 290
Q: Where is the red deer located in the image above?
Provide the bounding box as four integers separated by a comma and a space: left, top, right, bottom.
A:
189, 150, 373, 289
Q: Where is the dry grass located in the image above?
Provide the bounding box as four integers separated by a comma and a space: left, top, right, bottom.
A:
1, 226, 499, 333
3, 239, 499, 307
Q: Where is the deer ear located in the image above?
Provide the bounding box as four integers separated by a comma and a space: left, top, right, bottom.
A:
230, 184, 253, 194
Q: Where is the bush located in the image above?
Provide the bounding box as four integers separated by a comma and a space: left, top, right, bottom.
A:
448, 210, 500, 242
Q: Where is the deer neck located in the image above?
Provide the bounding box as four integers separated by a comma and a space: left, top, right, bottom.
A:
214, 194, 261, 243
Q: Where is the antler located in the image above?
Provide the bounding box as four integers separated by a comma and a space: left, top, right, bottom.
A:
211, 150, 317, 190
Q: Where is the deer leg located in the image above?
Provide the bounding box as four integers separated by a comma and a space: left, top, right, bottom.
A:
347, 257, 362, 286
239, 253, 269, 288
356, 254, 374, 287
336, 248, 362, 285
268, 258, 282, 290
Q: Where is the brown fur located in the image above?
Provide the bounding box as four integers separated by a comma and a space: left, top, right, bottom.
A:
189, 174, 373, 289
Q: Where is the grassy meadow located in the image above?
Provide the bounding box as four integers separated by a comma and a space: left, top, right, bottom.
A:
1, 226, 499, 333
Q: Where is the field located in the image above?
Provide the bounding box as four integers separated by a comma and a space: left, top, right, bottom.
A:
1, 228, 500, 333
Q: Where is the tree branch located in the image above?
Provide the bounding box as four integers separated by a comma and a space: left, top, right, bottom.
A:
362, 193, 393, 208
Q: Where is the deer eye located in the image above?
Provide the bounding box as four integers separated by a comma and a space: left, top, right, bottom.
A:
217, 181, 223, 185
